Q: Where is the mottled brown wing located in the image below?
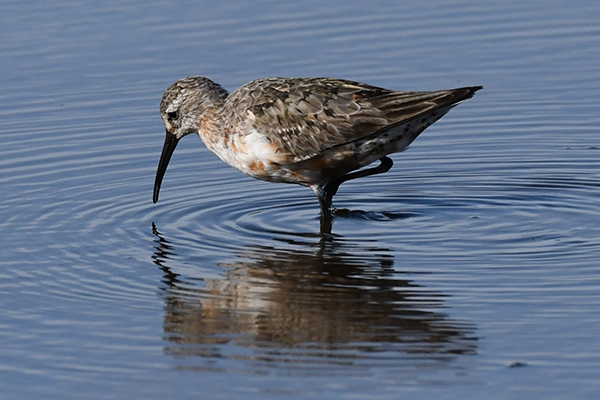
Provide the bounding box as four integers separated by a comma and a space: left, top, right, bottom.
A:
225, 77, 479, 162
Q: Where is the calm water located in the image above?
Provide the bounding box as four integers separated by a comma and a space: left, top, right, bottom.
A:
2, 1, 600, 399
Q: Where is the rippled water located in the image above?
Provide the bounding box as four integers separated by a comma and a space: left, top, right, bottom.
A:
2, 1, 600, 399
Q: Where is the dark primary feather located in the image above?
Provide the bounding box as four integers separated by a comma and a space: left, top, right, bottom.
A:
223, 77, 481, 162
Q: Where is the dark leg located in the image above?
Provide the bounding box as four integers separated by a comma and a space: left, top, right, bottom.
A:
314, 156, 393, 226
316, 189, 334, 234
324, 156, 393, 204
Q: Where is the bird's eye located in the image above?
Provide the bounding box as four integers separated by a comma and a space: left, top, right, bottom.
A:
167, 111, 178, 120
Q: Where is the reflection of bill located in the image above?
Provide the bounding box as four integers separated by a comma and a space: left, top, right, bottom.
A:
152, 223, 477, 364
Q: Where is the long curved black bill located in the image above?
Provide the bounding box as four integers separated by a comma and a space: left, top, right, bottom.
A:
153, 131, 180, 203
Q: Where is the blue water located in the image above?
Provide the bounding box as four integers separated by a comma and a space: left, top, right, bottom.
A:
1, 1, 600, 399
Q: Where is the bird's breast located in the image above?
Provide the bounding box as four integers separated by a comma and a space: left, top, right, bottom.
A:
199, 125, 302, 184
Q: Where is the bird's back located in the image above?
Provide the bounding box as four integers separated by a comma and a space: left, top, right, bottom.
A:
214, 78, 481, 186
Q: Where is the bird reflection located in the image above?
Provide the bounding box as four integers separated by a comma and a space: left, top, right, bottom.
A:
151, 223, 477, 365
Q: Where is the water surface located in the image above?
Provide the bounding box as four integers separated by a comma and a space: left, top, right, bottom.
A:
1, 1, 600, 399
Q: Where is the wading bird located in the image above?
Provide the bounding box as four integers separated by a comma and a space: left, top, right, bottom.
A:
153, 76, 481, 226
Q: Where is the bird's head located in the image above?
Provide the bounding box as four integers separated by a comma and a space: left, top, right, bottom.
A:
153, 76, 228, 203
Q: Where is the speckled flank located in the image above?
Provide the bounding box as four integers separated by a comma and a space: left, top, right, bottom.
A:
153, 75, 482, 213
